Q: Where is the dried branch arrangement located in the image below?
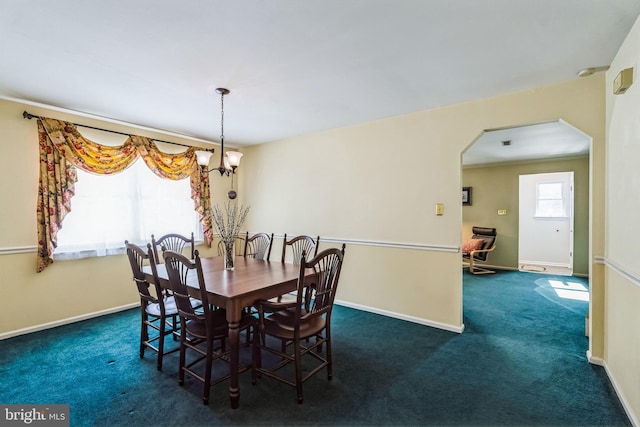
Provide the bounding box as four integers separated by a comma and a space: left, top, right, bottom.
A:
211, 201, 250, 269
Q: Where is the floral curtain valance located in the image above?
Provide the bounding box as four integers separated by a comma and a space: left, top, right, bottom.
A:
36, 117, 213, 272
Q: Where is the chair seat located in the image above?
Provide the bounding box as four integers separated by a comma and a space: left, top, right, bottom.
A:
276, 293, 297, 303
146, 296, 201, 317
259, 292, 297, 313
188, 297, 203, 309
185, 309, 253, 341
185, 309, 229, 339
264, 310, 325, 340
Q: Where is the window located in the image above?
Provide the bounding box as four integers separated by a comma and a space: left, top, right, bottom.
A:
535, 182, 566, 218
55, 157, 202, 258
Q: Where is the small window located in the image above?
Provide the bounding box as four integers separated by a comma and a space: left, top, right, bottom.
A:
535, 182, 566, 218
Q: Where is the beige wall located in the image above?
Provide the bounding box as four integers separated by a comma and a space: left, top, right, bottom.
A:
603, 14, 640, 424
462, 156, 590, 275
241, 76, 605, 334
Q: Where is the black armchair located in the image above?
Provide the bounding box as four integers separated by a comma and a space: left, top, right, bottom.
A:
462, 226, 497, 274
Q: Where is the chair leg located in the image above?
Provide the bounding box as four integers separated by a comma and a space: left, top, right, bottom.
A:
178, 325, 186, 386
251, 326, 260, 385
316, 334, 323, 354
260, 329, 267, 350
294, 338, 303, 404
203, 341, 213, 405
469, 257, 495, 274
325, 327, 333, 380
172, 315, 179, 341
157, 316, 166, 371
469, 257, 478, 274
140, 311, 148, 358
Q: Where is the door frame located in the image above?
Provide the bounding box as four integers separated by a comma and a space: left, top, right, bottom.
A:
518, 171, 575, 275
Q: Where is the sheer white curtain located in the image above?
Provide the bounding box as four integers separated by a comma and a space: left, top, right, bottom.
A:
55, 158, 202, 259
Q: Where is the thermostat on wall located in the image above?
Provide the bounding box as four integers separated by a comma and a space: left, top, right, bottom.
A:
614, 68, 633, 95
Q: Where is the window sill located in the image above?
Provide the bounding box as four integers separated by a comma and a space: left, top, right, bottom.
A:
533, 216, 569, 220
53, 246, 127, 260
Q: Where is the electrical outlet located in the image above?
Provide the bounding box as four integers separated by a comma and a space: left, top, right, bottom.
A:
497, 209, 507, 216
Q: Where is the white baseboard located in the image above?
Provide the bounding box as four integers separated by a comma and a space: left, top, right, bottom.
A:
472, 264, 518, 272
1, 300, 465, 342
335, 299, 464, 333
586, 350, 604, 366
475, 264, 588, 278
598, 356, 640, 427
519, 259, 571, 269
4, 299, 462, 341
0, 302, 139, 340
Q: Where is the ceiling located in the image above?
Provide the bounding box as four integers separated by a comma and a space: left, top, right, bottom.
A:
1, 1, 639, 154
463, 121, 591, 166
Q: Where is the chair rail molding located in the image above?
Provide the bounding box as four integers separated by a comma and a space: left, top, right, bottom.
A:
0, 245, 37, 255
268, 234, 459, 253
2, 235, 461, 257
594, 256, 640, 288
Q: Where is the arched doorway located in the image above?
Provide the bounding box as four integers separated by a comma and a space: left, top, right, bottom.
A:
461, 119, 590, 275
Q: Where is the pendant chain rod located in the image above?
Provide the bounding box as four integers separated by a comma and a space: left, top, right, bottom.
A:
214, 88, 229, 176
220, 91, 225, 148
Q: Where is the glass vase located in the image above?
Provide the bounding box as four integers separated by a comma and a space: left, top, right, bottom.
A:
223, 239, 235, 270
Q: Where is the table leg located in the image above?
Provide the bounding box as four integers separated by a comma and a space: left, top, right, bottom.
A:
228, 319, 240, 409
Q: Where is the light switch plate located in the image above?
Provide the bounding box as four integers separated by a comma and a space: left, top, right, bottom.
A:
436, 204, 444, 216
497, 209, 507, 216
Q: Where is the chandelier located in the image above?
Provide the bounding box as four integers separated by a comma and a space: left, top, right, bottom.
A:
195, 88, 243, 199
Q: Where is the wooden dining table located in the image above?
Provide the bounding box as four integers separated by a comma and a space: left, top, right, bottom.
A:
145, 256, 304, 409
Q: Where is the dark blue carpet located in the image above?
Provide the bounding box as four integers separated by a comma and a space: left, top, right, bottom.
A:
0, 270, 630, 426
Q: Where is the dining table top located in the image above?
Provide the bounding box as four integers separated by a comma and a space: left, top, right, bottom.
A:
151, 255, 304, 303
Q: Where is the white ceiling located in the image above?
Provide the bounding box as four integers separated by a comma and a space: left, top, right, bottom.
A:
1, 1, 638, 153
463, 121, 591, 166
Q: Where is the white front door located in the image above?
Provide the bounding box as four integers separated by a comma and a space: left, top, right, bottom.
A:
518, 172, 574, 275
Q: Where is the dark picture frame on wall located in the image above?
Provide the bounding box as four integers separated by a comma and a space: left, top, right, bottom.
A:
462, 187, 472, 206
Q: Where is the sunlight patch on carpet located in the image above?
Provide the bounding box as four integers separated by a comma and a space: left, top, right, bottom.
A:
549, 279, 589, 302
534, 277, 589, 314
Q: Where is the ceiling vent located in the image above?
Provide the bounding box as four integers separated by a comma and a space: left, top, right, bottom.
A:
502, 140, 512, 146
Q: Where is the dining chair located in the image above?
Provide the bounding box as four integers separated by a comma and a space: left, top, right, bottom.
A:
151, 232, 195, 264
125, 241, 180, 371
269, 234, 321, 308
252, 244, 346, 404
163, 249, 256, 405
281, 234, 320, 264
243, 232, 274, 261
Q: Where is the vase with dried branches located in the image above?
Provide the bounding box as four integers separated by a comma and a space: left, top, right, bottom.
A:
211, 201, 250, 270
